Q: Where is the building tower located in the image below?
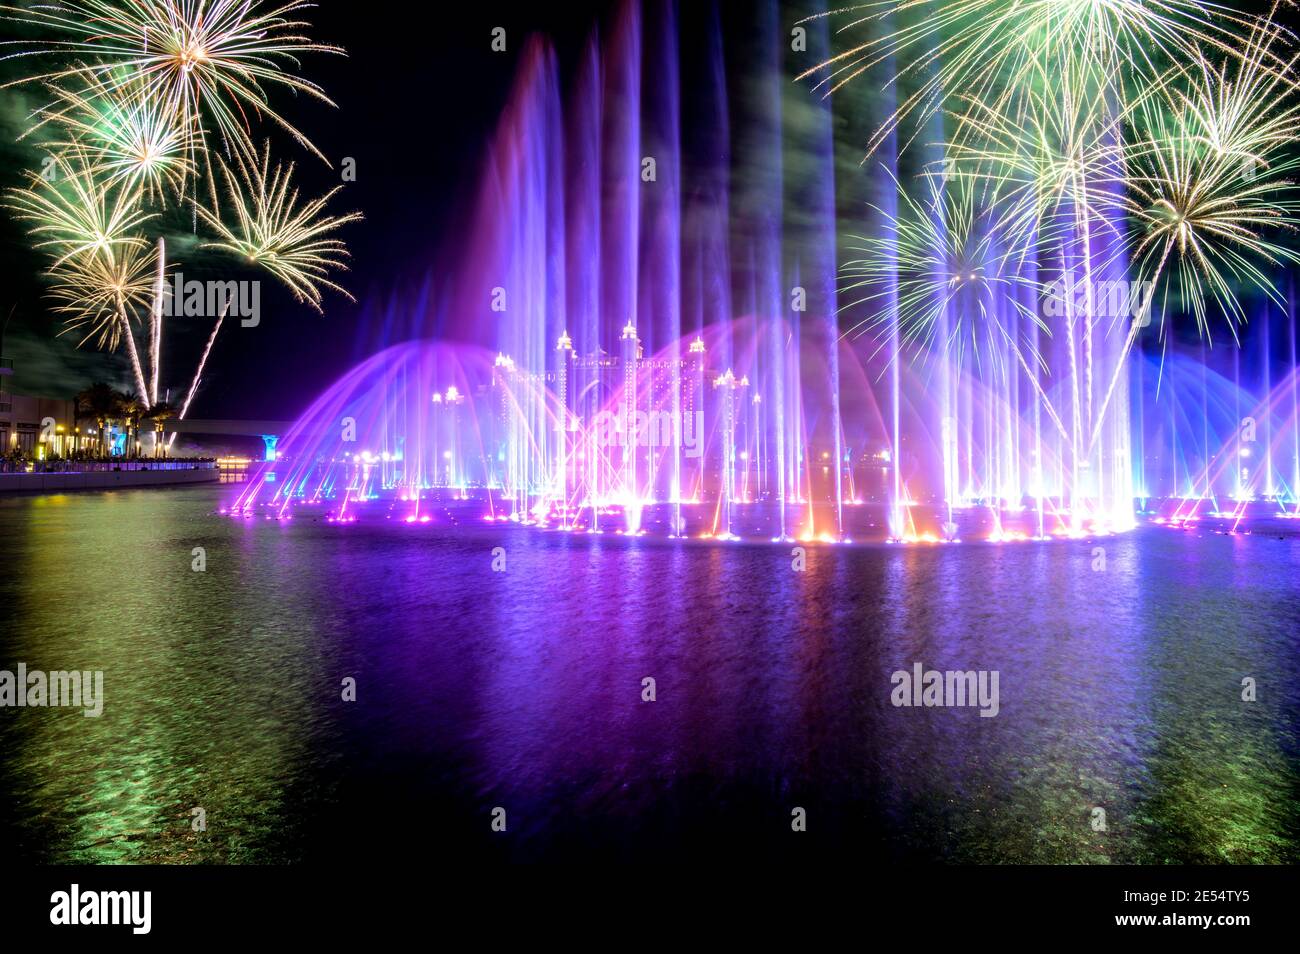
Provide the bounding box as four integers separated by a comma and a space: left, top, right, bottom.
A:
620, 320, 639, 504
556, 330, 573, 517
687, 336, 706, 500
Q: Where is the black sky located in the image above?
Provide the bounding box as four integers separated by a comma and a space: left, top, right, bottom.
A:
2, 1, 1298, 419
0, 0, 618, 420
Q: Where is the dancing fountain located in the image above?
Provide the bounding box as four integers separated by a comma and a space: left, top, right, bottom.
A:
230, 0, 1300, 543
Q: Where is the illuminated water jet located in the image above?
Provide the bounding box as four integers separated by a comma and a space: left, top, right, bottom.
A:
228, 0, 1300, 545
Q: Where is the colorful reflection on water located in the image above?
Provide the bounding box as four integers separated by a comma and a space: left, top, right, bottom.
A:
1, 487, 1297, 863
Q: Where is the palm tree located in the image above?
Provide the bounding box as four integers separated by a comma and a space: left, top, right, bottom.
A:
140, 401, 176, 458
118, 392, 148, 458
75, 382, 127, 458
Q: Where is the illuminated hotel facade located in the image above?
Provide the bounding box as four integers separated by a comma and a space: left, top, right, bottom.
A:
477, 323, 765, 507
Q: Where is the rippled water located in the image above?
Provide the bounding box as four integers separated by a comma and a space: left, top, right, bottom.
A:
1, 486, 1297, 863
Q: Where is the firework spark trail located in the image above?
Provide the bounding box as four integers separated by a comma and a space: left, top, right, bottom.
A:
168, 298, 230, 449
151, 236, 164, 405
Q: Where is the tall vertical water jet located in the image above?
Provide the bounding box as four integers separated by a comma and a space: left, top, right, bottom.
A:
805, 3, 844, 539
565, 29, 604, 523
641, 0, 683, 528
603, 1, 643, 530
1290, 279, 1299, 504
228, 0, 1300, 546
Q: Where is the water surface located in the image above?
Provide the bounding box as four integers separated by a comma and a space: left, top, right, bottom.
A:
1, 487, 1297, 863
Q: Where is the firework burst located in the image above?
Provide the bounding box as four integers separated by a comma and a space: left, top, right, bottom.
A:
1082, 67, 1300, 453
4, 147, 153, 266
841, 172, 1048, 369
48, 240, 155, 350
944, 48, 1135, 251
0, 0, 342, 162
1126, 93, 1300, 339
168, 144, 359, 436
799, 0, 1255, 158
36, 77, 198, 198
199, 144, 362, 310
841, 171, 1075, 443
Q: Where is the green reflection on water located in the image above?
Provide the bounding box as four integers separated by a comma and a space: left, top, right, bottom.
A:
1, 488, 1297, 863
2, 489, 335, 862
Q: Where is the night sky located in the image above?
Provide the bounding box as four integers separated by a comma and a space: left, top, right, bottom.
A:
2, 1, 1298, 421
0, 1, 617, 420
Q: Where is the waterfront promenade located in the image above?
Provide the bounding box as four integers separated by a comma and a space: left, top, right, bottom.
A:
0, 460, 220, 493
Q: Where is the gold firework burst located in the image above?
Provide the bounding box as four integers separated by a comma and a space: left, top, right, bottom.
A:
200, 143, 362, 310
